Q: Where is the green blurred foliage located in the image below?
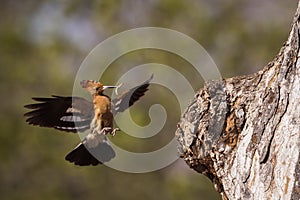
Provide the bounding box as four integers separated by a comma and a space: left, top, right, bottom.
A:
0, 0, 296, 200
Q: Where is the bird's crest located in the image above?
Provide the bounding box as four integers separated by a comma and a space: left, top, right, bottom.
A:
80, 80, 103, 95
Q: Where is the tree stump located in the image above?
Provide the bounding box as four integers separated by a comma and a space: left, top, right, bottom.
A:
176, 2, 300, 200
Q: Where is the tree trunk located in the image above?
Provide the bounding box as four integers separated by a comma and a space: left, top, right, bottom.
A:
176, 2, 300, 200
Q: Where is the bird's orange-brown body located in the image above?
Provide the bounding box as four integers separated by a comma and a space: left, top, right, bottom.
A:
80, 79, 119, 135
92, 95, 113, 131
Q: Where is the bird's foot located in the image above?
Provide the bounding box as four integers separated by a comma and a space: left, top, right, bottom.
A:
99, 127, 119, 136
101, 127, 112, 135
110, 128, 120, 136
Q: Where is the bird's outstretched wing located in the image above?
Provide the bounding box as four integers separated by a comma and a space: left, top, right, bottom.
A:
24, 95, 94, 132
112, 74, 153, 115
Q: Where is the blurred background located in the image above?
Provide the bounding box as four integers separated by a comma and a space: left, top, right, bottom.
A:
0, 0, 297, 200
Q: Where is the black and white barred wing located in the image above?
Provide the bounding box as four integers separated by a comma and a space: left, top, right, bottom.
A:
112, 74, 153, 115
24, 95, 94, 132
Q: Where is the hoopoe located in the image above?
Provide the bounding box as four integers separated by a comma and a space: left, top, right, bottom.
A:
24, 75, 153, 166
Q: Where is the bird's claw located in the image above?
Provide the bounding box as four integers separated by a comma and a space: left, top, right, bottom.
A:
101, 127, 112, 134
100, 127, 120, 136
110, 128, 120, 136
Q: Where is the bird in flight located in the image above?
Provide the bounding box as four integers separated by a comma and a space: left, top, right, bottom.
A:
24, 75, 153, 166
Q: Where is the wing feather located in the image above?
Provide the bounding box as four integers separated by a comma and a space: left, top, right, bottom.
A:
112, 74, 153, 114
24, 95, 93, 133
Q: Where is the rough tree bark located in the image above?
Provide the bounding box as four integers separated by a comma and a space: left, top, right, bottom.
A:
176, 2, 300, 200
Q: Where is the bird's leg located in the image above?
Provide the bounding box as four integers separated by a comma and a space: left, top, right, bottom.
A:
110, 128, 120, 136
101, 127, 112, 135
98, 127, 119, 136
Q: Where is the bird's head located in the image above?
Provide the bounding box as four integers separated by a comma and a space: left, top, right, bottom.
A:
80, 80, 118, 96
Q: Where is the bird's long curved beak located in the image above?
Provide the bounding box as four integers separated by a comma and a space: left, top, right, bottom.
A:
102, 85, 118, 90
103, 83, 123, 95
